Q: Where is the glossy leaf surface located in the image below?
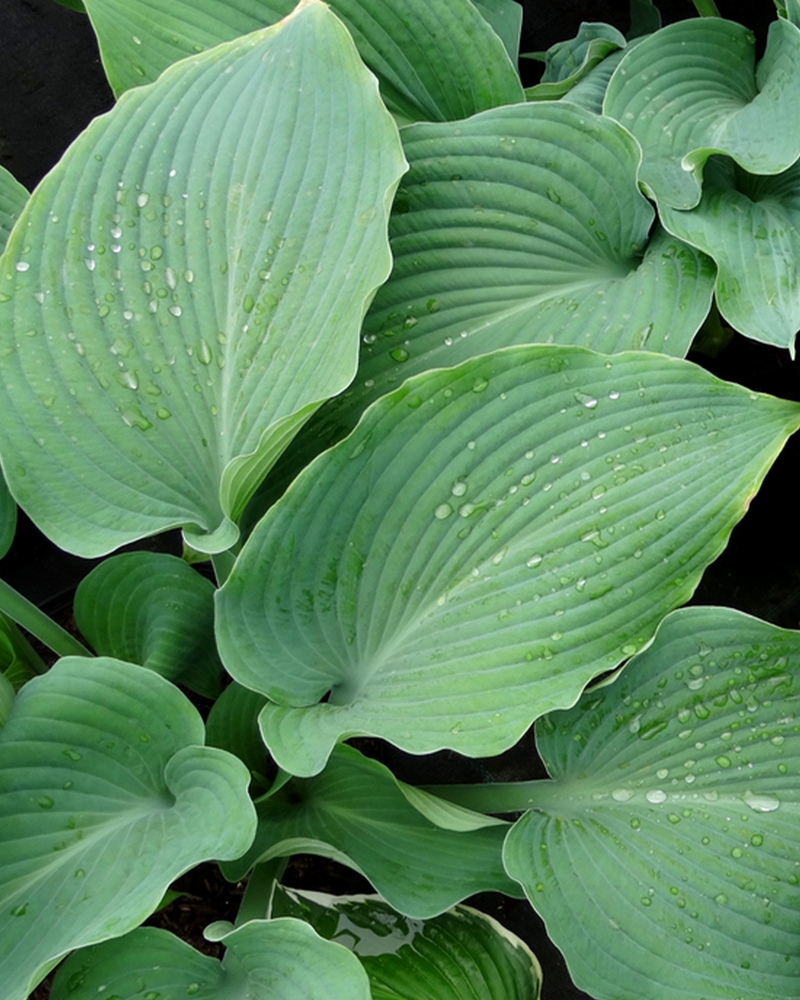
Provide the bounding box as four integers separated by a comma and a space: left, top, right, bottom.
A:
604, 17, 800, 209
217, 345, 800, 776
50, 919, 370, 999
658, 156, 800, 353
221, 744, 519, 917
273, 888, 543, 1000
0, 657, 256, 1000
503, 606, 800, 999
74, 551, 223, 697
84, 0, 523, 121
0, 1, 405, 556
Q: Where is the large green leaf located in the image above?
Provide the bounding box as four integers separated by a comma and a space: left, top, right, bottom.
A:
273, 888, 543, 1000
244, 101, 716, 515
0, 1, 405, 557
604, 17, 800, 209
0, 656, 256, 1000
0, 472, 16, 560
50, 919, 370, 999
0, 166, 27, 256
74, 551, 223, 697
221, 744, 519, 917
472, 0, 522, 65
658, 155, 800, 353
83, 0, 523, 121
216, 345, 800, 776
502, 606, 800, 1000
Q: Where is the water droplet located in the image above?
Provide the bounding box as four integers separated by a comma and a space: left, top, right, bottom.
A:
434, 503, 453, 519
609, 390, 620, 400
715, 755, 732, 769
612, 788, 635, 802
83, 258, 96, 271
150, 245, 163, 260
472, 376, 489, 393
390, 347, 409, 362
750, 834, 764, 846
38, 796, 54, 809
646, 789, 667, 804
655, 509, 666, 520
574, 391, 597, 408
630, 817, 641, 829
197, 339, 212, 365
451, 481, 467, 497
168, 305, 182, 317
526, 554, 544, 568
74, 869, 86, 879
10, 904, 28, 916
742, 790, 780, 813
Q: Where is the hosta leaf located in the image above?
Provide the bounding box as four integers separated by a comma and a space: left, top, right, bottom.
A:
245, 100, 716, 512
84, 0, 523, 122
50, 920, 370, 999
0, 657, 256, 1000
526, 22, 626, 101
604, 17, 800, 209
502, 606, 800, 1000
562, 46, 628, 114
205, 680, 271, 777
74, 551, 223, 697
221, 744, 519, 917
216, 345, 800, 776
658, 156, 800, 353
0, 166, 27, 255
472, 0, 523, 64
0, 0, 405, 557
273, 888, 543, 1000
0, 471, 16, 559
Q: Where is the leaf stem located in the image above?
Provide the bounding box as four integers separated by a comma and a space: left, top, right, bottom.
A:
690, 0, 721, 15
0, 578, 91, 660
235, 857, 288, 925
211, 547, 238, 586
421, 779, 554, 816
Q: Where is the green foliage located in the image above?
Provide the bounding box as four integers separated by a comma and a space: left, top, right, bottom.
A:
0, 1, 799, 997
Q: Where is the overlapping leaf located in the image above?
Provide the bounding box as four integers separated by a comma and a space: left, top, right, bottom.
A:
658, 155, 800, 353
604, 17, 800, 209
0, 166, 27, 255
216, 345, 800, 776
0, 473, 16, 560
525, 22, 626, 101
273, 889, 543, 1000
502, 606, 800, 1000
246, 100, 717, 511
74, 551, 223, 696
0, 657, 256, 1000
221, 745, 519, 917
83, 0, 523, 122
50, 920, 370, 999
0, 1, 405, 556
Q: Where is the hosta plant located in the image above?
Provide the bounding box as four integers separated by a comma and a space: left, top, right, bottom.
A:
0, 0, 798, 998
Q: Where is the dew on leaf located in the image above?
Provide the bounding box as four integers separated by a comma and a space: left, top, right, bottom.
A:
390, 347, 410, 362
742, 790, 780, 813
715, 755, 732, 768
646, 789, 667, 804
434, 503, 453, 520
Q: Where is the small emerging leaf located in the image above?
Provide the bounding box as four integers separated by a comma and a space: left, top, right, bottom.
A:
74, 551, 223, 697
526, 22, 626, 101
